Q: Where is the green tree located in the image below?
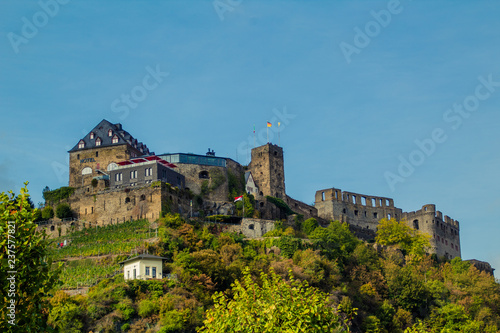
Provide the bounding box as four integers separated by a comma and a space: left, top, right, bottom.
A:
376, 218, 430, 258
41, 205, 54, 220
55, 203, 72, 219
0, 183, 60, 332
309, 221, 359, 263
199, 268, 347, 332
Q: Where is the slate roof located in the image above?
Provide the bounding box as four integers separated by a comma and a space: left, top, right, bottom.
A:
68, 119, 151, 155
118, 254, 168, 265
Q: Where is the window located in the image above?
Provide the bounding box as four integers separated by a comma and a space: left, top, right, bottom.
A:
90, 132, 95, 139
82, 167, 92, 175
373, 212, 378, 218
437, 236, 440, 241
108, 129, 113, 137
199, 171, 209, 179
125, 197, 131, 203
107, 163, 118, 171
133, 269, 136, 279
115, 173, 122, 182
145, 168, 152, 177
96, 151, 98, 157
413, 219, 419, 230
78, 140, 85, 149
77, 154, 80, 159
112, 135, 119, 144
152, 267, 156, 278
354, 210, 358, 216
140, 194, 146, 201
130, 170, 137, 179
127, 271, 130, 279
145, 266, 150, 276
343, 208, 346, 214
95, 137, 102, 146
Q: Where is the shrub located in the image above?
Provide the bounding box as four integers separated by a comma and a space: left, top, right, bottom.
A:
302, 218, 319, 235
138, 299, 159, 318
42, 205, 54, 219
91, 178, 98, 187
56, 203, 72, 219
42, 186, 75, 203
266, 196, 295, 216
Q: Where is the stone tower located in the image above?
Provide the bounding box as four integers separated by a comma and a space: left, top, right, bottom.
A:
248, 143, 286, 199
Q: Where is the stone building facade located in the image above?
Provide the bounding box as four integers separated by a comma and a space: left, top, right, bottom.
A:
68, 120, 150, 187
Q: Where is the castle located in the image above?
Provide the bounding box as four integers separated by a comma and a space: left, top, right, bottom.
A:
41, 119, 461, 260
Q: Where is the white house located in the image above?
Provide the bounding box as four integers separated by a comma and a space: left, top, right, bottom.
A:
245, 171, 259, 196
119, 254, 167, 280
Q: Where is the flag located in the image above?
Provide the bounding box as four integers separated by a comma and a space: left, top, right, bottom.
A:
234, 195, 243, 202
253, 125, 255, 133
278, 122, 281, 127
267, 122, 272, 127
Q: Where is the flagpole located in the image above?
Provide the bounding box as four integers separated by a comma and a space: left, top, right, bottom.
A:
278, 122, 281, 146
267, 125, 269, 143
253, 124, 256, 148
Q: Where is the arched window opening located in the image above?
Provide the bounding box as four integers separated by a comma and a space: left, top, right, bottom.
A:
107, 163, 118, 171
199, 171, 209, 179
82, 167, 92, 175
125, 197, 131, 203
140, 194, 146, 201
413, 219, 419, 230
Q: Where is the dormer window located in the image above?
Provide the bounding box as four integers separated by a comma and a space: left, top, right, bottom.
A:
90, 132, 95, 139
108, 129, 113, 137
78, 140, 85, 149
95, 137, 102, 146
112, 135, 119, 144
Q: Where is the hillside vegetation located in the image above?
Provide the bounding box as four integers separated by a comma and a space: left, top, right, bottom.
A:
42, 214, 500, 333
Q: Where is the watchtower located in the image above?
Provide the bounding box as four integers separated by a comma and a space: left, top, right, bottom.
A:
248, 143, 286, 199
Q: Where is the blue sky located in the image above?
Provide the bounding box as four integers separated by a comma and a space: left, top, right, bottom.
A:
1, 1, 499, 275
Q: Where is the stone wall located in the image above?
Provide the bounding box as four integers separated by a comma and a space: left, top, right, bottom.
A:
287, 195, 318, 220
172, 164, 230, 201
226, 218, 276, 238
